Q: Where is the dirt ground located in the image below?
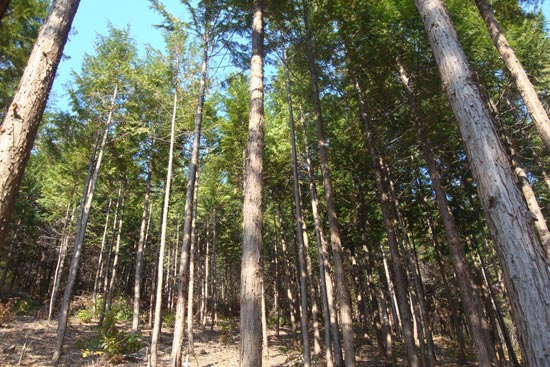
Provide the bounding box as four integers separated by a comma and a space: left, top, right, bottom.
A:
0, 314, 481, 367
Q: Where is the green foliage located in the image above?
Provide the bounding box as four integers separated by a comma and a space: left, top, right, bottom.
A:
0, 0, 48, 112
76, 311, 143, 360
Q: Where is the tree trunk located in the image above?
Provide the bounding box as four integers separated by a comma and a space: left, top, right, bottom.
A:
0, 0, 80, 247
474, 0, 550, 152
171, 29, 209, 367
132, 156, 152, 332
283, 47, 311, 367
151, 87, 178, 367
186, 179, 200, 358
48, 202, 75, 320
303, 133, 339, 367
53, 83, 117, 365
93, 197, 113, 314
302, 2, 355, 365
355, 80, 418, 367
239, 2, 264, 366
397, 61, 496, 366
414, 1, 550, 365
106, 192, 125, 312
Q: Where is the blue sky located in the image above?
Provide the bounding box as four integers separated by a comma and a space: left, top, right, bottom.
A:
49, 0, 550, 110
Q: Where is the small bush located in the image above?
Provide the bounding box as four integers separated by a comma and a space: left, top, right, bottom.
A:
76, 311, 143, 361
163, 311, 175, 328
110, 297, 132, 322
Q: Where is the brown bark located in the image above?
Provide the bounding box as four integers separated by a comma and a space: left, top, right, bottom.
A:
415, 1, 550, 366
239, 2, 264, 366
151, 87, 178, 367
53, 83, 116, 365
474, 0, 550, 152
0, 0, 80, 247
355, 80, 419, 367
171, 27, 209, 367
132, 156, 152, 332
397, 61, 496, 366
283, 47, 311, 367
302, 1, 355, 365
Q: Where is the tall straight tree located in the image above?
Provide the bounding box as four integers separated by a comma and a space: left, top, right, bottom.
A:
414, 1, 550, 366
240, 1, 264, 366
301, 1, 356, 365
0, 0, 80, 247
473, 0, 550, 151
171, 9, 210, 367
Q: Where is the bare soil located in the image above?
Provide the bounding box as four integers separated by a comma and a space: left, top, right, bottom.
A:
0, 314, 484, 366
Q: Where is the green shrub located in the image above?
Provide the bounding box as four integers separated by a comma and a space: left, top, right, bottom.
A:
163, 311, 175, 328
76, 311, 143, 360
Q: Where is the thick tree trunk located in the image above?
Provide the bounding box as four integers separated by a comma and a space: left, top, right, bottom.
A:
474, 0, 550, 151
151, 88, 178, 367
53, 83, 116, 365
0, 0, 80, 246
302, 2, 355, 365
171, 30, 209, 367
397, 61, 496, 366
283, 47, 311, 367
132, 158, 152, 332
239, 2, 264, 366
415, 1, 550, 366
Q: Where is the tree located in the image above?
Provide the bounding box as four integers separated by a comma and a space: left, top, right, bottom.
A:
240, 1, 264, 366
473, 0, 550, 152
0, 0, 80, 248
414, 1, 550, 366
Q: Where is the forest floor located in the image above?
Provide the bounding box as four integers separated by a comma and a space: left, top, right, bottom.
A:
0, 312, 485, 367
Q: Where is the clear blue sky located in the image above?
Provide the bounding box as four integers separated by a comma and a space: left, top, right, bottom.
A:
49, 0, 550, 111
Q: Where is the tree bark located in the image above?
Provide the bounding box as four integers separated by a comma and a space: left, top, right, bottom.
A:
53, 83, 116, 365
283, 47, 311, 367
132, 155, 152, 332
48, 202, 75, 320
474, 0, 550, 152
302, 1, 355, 365
355, 80, 418, 367
397, 61, 496, 366
151, 87, 178, 367
239, 2, 264, 366
414, 1, 550, 365
171, 27, 209, 367
0, 0, 80, 247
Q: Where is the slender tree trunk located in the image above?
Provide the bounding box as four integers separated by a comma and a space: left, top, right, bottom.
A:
302, 2, 355, 365
200, 221, 210, 328
415, 1, 550, 365
186, 179, 200, 358
397, 61, 496, 366
99, 185, 122, 325
48, 202, 75, 320
106, 193, 125, 312
261, 280, 269, 360
151, 87, 178, 367
240, 2, 264, 365
171, 30, 209, 367
303, 135, 339, 367
282, 47, 311, 367
132, 158, 152, 332
474, 0, 550, 151
53, 84, 117, 365
210, 210, 217, 331
93, 197, 113, 314
0, 0, 80, 247
355, 80, 418, 367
